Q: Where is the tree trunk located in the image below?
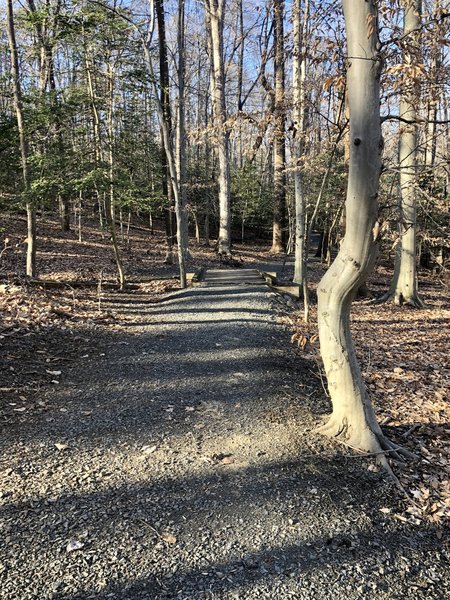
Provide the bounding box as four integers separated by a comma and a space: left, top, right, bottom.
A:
206, 0, 231, 256
7, 0, 36, 278
106, 63, 125, 289
293, 0, 309, 288
316, 0, 396, 459
204, 206, 210, 246
271, 0, 286, 254
379, 0, 423, 307
145, 0, 186, 287
155, 0, 175, 265
175, 0, 189, 259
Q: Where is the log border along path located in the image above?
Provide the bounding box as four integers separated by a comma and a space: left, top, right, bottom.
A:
1, 268, 447, 599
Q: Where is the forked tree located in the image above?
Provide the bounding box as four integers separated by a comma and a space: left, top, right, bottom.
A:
317, 0, 409, 464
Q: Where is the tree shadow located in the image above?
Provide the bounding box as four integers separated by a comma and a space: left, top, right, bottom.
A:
1, 456, 446, 599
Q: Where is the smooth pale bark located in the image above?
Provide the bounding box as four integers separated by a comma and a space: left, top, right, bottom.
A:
7, 0, 36, 278
380, 0, 423, 307
292, 0, 309, 289
206, 0, 231, 256
271, 0, 286, 254
317, 0, 397, 459
424, 0, 439, 170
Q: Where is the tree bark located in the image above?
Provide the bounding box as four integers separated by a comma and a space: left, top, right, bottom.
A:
7, 0, 36, 278
175, 0, 189, 259
317, 0, 396, 459
145, 0, 186, 287
293, 0, 309, 289
271, 0, 286, 254
106, 62, 125, 289
206, 0, 231, 256
155, 0, 175, 264
379, 0, 423, 307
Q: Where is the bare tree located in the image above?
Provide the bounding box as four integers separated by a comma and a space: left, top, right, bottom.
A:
145, 0, 187, 287
205, 0, 231, 256
380, 0, 424, 306
292, 0, 309, 290
6, 0, 36, 277
155, 0, 176, 264
271, 0, 286, 254
175, 0, 189, 259
316, 0, 408, 463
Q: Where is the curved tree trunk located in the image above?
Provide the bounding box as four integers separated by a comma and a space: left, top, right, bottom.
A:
379, 0, 423, 307
317, 0, 397, 459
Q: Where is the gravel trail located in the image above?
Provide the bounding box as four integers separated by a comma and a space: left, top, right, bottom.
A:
1, 272, 448, 599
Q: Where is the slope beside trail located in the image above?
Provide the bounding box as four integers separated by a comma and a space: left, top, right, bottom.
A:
1, 269, 448, 600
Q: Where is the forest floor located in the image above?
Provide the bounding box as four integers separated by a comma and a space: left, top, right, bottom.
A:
0, 214, 449, 599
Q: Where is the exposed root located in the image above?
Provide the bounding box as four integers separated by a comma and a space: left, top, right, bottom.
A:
373, 290, 425, 308
315, 414, 418, 488
315, 416, 426, 506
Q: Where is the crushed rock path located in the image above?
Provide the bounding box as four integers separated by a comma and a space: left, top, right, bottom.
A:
1, 270, 448, 599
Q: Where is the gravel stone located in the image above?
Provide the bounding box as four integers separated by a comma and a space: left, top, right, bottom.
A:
1, 276, 448, 599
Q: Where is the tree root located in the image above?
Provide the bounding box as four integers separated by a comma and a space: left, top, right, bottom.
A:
373, 290, 425, 308
315, 415, 418, 492
315, 415, 419, 496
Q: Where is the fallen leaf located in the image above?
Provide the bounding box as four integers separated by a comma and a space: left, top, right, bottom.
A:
161, 532, 177, 545
211, 452, 235, 465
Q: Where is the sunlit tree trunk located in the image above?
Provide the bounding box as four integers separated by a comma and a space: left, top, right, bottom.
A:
317, 0, 401, 461
293, 0, 309, 290
7, 0, 36, 278
206, 0, 231, 256
380, 0, 423, 307
271, 0, 286, 254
